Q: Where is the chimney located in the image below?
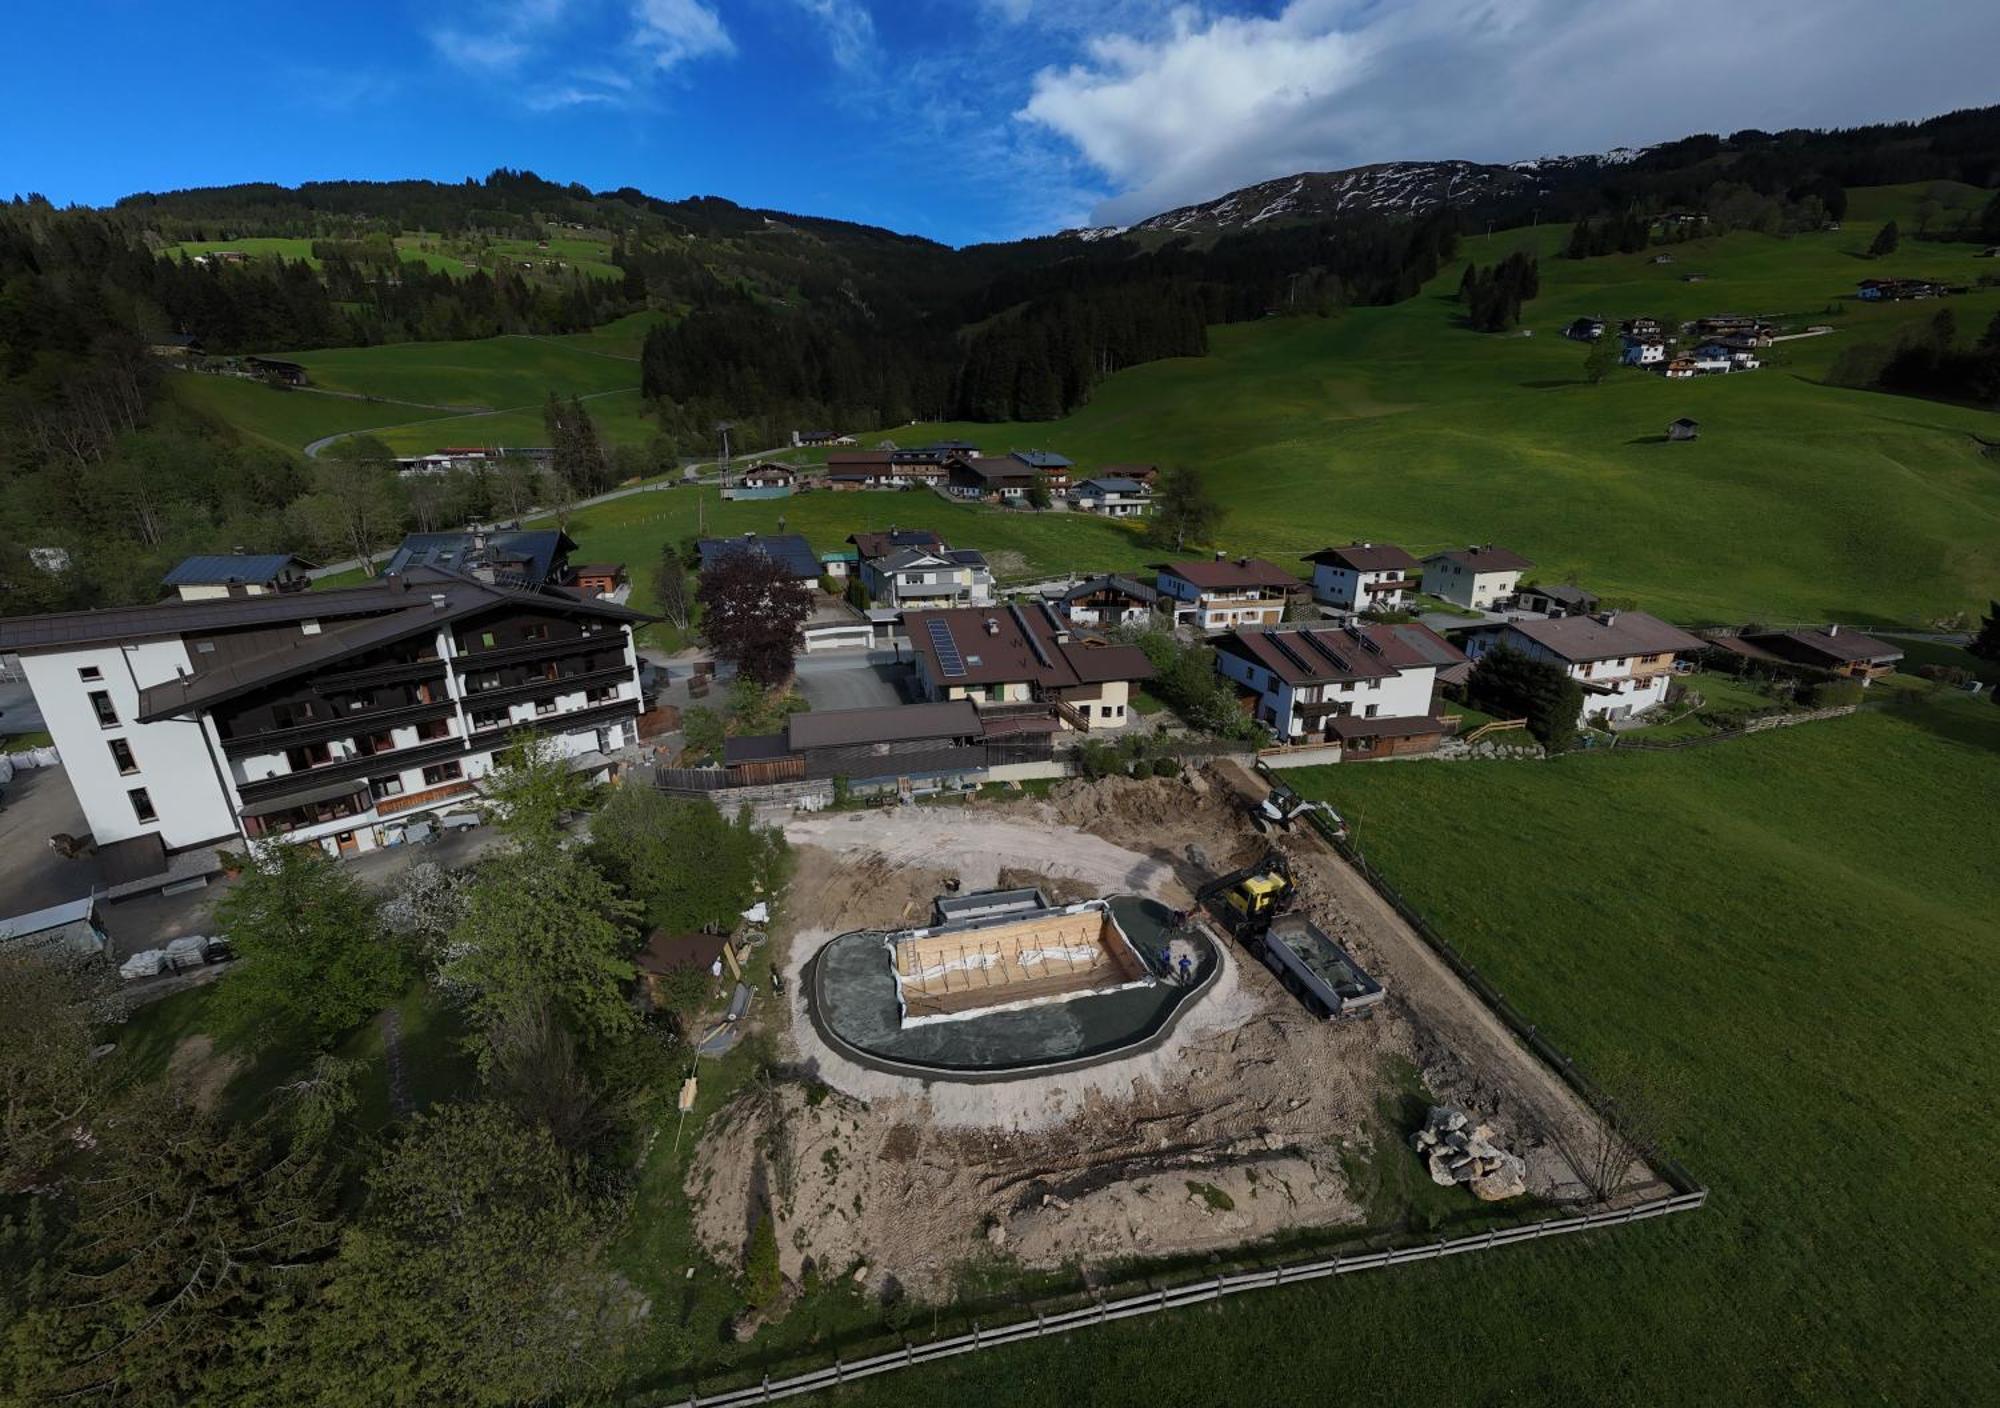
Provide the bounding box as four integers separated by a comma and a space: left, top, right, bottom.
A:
984, 618, 1000, 635
1826, 623, 1840, 636
1596, 610, 1619, 626
430, 593, 447, 610
1214, 550, 1226, 562
1359, 540, 1372, 548
1236, 557, 1249, 568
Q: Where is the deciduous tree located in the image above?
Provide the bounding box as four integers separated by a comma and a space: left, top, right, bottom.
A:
1151, 464, 1224, 552
211, 843, 410, 1051
697, 549, 811, 687
310, 1101, 637, 1406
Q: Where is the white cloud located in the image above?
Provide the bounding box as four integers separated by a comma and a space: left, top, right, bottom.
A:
788, 0, 877, 71
1019, 0, 2000, 226
631, 0, 734, 71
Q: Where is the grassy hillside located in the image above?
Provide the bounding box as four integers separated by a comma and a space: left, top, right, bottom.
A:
826, 692, 1999, 1407
210, 190, 2000, 623
847, 210, 2000, 627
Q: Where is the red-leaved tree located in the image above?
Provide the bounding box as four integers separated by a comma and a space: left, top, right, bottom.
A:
696, 549, 812, 686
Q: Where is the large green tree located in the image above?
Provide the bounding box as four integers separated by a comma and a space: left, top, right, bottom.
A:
10, 1087, 339, 1406
442, 846, 640, 1057
1465, 643, 1586, 752
211, 843, 410, 1051
309, 1101, 637, 1407
0, 950, 111, 1194
1584, 327, 1623, 384
1969, 601, 2000, 662
1868, 219, 1900, 257
588, 786, 784, 933
479, 730, 595, 846
1151, 465, 1224, 552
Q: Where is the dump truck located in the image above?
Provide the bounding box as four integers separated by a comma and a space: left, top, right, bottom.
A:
1246, 914, 1384, 1020
1194, 852, 1295, 939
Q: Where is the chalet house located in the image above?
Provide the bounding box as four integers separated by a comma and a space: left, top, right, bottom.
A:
947, 456, 1040, 502
1692, 341, 1759, 370
912, 440, 982, 458
1738, 625, 1903, 681
1662, 359, 1698, 380
1420, 546, 1531, 611
161, 553, 315, 601
571, 563, 628, 599
244, 356, 307, 386
1156, 556, 1301, 632
1667, 417, 1700, 440
1620, 317, 1665, 338
1054, 574, 1159, 628
1857, 278, 1955, 302
792, 429, 854, 447
695, 533, 823, 583
1099, 463, 1160, 487
1069, 477, 1152, 517
1212, 620, 1468, 756
1621, 336, 1667, 366
739, 463, 797, 491
1564, 317, 1607, 342
1302, 542, 1419, 614
823, 451, 944, 490
904, 603, 1154, 731
1464, 610, 1705, 723
0, 569, 651, 863
861, 544, 995, 611
384, 530, 576, 589
1514, 582, 1600, 618
1008, 451, 1072, 492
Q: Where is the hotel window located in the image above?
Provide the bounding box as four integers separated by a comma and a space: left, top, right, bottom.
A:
416, 718, 452, 742
586, 685, 617, 705
422, 761, 462, 786
108, 738, 138, 774
479, 631, 497, 648
78, 666, 102, 682
370, 776, 406, 801
271, 701, 317, 727
534, 698, 558, 717
522, 623, 549, 641
89, 690, 119, 727
472, 707, 508, 730
128, 787, 157, 824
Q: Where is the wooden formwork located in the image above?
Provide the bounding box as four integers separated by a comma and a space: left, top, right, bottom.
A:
892, 907, 1148, 1020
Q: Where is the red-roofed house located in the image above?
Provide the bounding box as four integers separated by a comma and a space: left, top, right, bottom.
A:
1464, 610, 1705, 722
1156, 556, 1301, 632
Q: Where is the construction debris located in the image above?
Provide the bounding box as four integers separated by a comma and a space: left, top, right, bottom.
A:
1409, 1104, 1528, 1202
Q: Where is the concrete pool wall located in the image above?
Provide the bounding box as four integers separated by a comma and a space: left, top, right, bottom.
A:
806, 895, 1222, 1082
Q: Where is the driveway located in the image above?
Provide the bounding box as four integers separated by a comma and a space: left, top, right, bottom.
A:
793, 649, 914, 712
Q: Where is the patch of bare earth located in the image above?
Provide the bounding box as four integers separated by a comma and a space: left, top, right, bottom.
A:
686, 770, 1651, 1299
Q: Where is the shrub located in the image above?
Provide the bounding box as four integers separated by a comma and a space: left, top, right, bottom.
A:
745, 1209, 782, 1308
1806, 678, 1866, 708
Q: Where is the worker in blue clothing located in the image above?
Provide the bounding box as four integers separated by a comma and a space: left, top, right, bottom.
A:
1177, 954, 1194, 984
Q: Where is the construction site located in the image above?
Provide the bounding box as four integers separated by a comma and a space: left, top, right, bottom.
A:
684, 763, 1665, 1301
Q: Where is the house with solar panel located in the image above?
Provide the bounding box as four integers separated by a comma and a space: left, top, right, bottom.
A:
161, 553, 317, 601
1212, 620, 1470, 755
0, 567, 653, 871
694, 533, 824, 583
902, 604, 1154, 732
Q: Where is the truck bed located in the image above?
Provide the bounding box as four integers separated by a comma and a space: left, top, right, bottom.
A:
1260, 915, 1385, 1016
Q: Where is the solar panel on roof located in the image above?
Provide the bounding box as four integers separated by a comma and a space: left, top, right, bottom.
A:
926, 619, 967, 678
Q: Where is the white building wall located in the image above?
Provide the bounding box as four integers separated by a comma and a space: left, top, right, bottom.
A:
21, 641, 241, 851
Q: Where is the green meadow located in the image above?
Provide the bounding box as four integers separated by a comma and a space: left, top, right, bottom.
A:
211, 187, 2000, 626
822, 692, 1999, 1408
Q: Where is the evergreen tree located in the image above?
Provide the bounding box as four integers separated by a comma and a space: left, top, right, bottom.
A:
1465, 644, 1585, 752
1970, 601, 2000, 662
1868, 219, 1900, 257
1584, 329, 1623, 384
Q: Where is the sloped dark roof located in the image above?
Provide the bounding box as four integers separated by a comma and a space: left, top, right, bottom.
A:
161, 553, 316, 587
1744, 626, 1902, 666
1075, 477, 1149, 495
1009, 450, 1073, 469
383, 530, 577, 587
1424, 545, 1534, 573
1500, 611, 1703, 663
786, 700, 981, 749
1217, 621, 1462, 688
0, 578, 418, 652
1059, 574, 1159, 605
1303, 542, 1418, 573
903, 603, 1153, 691
1160, 558, 1298, 592
696, 533, 821, 580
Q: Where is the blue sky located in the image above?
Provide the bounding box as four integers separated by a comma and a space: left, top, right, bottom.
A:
3, 1, 1996, 246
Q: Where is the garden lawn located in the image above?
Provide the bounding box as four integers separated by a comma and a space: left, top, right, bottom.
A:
804, 694, 1998, 1408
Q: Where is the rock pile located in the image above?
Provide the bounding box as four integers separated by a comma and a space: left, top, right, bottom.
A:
1410, 1105, 1527, 1202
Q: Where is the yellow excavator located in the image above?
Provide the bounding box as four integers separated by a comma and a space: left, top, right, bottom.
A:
1196, 852, 1295, 939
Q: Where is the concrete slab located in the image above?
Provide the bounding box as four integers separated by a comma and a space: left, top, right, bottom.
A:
792, 650, 915, 712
